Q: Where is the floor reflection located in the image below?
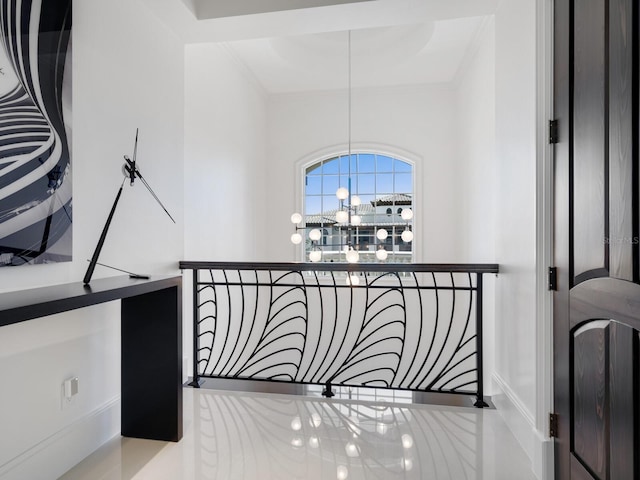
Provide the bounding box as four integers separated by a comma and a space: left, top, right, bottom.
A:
60, 388, 536, 480
196, 390, 480, 480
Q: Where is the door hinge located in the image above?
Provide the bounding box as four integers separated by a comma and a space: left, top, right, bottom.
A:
549, 413, 559, 438
549, 119, 559, 144
548, 267, 558, 291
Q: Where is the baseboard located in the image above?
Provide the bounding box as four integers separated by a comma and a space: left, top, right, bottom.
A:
0, 396, 121, 480
492, 373, 552, 480
533, 429, 554, 480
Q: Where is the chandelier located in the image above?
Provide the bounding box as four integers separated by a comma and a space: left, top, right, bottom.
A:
290, 31, 414, 263
290, 192, 413, 264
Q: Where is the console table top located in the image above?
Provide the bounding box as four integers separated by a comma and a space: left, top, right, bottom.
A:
0, 275, 182, 327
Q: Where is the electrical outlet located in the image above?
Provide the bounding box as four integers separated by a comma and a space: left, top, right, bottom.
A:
61, 377, 79, 410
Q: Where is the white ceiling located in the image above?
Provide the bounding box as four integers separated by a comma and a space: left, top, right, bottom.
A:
226, 17, 487, 94
183, 0, 376, 20
139, 0, 496, 94
140, 0, 498, 43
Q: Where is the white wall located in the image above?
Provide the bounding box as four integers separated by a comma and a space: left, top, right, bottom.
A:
183, 44, 269, 262
455, 18, 496, 264
265, 84, 461, 263
491, 0, 540, 475
182, 43, 269, 385
452, 7, 545, 477
0, 0, 184, 477
453, 17, 497, 398
494, 1, 537, 410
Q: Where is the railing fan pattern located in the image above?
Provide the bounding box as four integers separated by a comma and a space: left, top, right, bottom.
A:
180, 262, 498, 407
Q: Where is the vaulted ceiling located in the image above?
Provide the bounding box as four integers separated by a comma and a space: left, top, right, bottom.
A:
225, 17, 488, 94
140, 0, 498, 93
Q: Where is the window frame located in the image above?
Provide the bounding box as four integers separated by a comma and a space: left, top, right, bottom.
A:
295, 148, 420, 263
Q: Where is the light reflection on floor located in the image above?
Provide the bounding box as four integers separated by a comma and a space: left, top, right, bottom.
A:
60, 387, 536, 480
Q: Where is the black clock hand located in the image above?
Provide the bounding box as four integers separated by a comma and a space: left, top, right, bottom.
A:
123, 128, 176, 224
123, 155, 175, 224
133, 167, 176, 224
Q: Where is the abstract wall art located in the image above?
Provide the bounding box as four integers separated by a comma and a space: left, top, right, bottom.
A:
0, 0, 72, 267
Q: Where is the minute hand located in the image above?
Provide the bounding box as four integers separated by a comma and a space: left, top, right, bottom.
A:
134, 167, 176, 224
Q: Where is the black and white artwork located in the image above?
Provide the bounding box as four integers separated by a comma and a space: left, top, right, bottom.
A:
0, 0, 72, 267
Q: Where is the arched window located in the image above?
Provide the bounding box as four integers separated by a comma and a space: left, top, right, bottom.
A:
303, 152, 414, 263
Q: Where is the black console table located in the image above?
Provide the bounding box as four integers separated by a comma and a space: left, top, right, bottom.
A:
0, 275, 183, 442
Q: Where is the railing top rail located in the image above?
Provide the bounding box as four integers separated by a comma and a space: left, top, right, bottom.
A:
179, 261, 499, 274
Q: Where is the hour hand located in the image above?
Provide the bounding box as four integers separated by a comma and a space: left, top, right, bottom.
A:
123, 155, 137, 186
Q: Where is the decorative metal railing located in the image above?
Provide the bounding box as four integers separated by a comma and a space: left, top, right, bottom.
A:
179, 262, 499, 407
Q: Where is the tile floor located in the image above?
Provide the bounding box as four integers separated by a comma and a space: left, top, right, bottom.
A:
60, 387, 537, 480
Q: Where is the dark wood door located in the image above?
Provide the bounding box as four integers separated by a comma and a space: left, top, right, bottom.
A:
554, 0, 640, 479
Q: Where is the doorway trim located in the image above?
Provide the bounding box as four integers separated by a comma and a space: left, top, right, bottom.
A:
535, 0, 555, 478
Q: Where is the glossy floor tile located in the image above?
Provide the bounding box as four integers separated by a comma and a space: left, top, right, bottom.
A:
60, 387, 537, 480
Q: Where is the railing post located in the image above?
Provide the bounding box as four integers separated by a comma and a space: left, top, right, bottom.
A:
322, 382, 335, 398
188, 269, 202, 388
474, 273, 488, 407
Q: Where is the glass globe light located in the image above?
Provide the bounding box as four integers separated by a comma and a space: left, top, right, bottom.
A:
376, 229, 388, 241
351, 215, 362, 226
291, 233, 303, 245
402, 458, 413, 471
345, 442, 360, 457
401, 208, 414, 221
291, 417, 302, 431
309, 436, 320, 449
336, 210, 349, 223
336, 187, 349, 200
291, 212, 302, 224
309, 229, 322, 241
309, 250, 322, 262
346, 274, 360, 286
291, 437, 304, 448
337, 465, 349, 480
351, 195, 361, 207
402, 434, 414, 449
346, 248, 359, 263
376, 248, 388, 261
401, 229, 414, 243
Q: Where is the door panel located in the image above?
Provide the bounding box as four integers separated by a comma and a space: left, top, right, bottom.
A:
571, 318, 638, 479
572, 456, 599, 480
608, 322, 635, 480
609, 0, 635, 281
572, 321, 608, 479
554, 0, 640, 478
573, 0, 607, 281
